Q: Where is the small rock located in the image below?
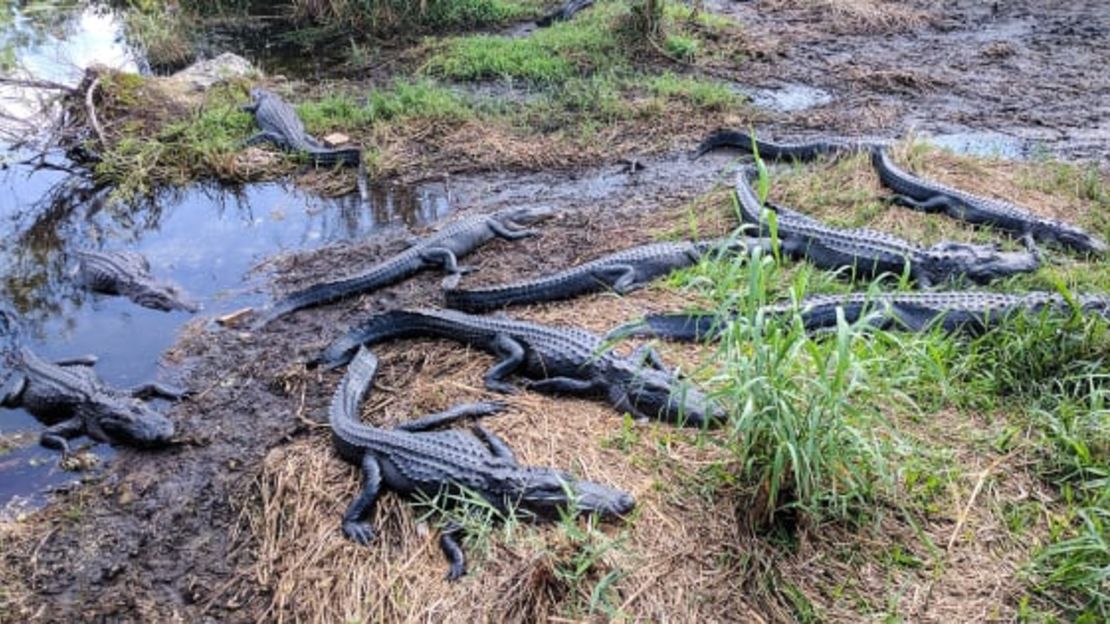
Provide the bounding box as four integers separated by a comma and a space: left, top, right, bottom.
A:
322, 132, 351, 147
170, 52, 257, 91
216, 307, 253, 327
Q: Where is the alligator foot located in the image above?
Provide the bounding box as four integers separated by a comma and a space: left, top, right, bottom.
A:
440, 523, 467, 581
342, 520, 376, 545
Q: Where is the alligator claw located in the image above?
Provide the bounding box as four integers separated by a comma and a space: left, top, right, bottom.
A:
445, 561, 466, 582
342, 521, 376, 546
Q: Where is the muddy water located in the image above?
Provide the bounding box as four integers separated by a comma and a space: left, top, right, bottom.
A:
0, 5, 451, 510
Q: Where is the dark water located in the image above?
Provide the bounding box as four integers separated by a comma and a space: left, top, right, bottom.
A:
0, 4, 451, 510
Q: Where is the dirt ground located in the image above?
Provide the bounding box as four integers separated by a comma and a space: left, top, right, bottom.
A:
1, 0, 1108, 622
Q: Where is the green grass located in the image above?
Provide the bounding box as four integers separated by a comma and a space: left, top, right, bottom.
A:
651, 156, 1110, 617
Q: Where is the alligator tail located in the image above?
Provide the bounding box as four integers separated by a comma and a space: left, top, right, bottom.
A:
314, 310, 436, 369
310, 148, 362, 167
693, 129, 754, 160
609, 313, 727, 343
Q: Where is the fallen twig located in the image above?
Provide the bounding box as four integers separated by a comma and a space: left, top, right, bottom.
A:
84, 74, 106, 147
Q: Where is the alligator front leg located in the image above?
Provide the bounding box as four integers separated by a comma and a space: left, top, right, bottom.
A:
39, 417, 84, 455
488, 219, 538, 240
342, 453, 382, 545
485, 334, 526, 394
420, 248, 476, 289
597, 265, 641, 294
396, 402, 506, 432
628, 345, 671, 374
440, 522, 467, 581
131, 382, 188, 401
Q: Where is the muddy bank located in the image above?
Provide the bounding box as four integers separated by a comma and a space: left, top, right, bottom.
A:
709, 0, 1110, 160
0, 152, 731, 621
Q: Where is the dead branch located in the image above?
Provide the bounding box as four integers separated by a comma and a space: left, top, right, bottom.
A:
84, 74, 106, 147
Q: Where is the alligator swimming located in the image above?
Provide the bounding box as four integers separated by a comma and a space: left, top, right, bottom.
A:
242, 88, 362, 167
0, 347, 179, 454
444, 237, 766, 312
733, 168, 1040, 287
871, 147, 1107, 255
254, 207, 553, 327
693, 128, 886, 161
536, 0, 594, 27
331, 346, 635, 580
613, 291, 1110, 342
315, 308, 724, 427
74, 249, 199, 313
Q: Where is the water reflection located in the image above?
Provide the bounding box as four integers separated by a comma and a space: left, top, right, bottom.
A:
0, 2, 456, 509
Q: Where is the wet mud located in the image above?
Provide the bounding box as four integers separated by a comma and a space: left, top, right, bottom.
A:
708, 0, 1110, 160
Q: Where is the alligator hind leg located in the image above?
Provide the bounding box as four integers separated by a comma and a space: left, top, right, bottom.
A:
472, 425, 518, 465
485, 334, 526, 394
887, 194, 955, 214
39, 418, 83, 455
527, 376, 602, 396
341, 453, 382, 545
396, 402, 506, 432
440, 522, 467, 581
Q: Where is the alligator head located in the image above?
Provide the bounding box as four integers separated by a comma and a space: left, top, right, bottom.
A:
610, 367, 726, 428
512, 468, 635, 520
494, 205, 556, 228
81, 399, 175, 448
924, 241, 1041, 284
132, 280, 200, 313
1044, 223, 1108, 256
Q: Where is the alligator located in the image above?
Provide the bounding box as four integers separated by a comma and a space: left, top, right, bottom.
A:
331, 346, 635, 580
254, 207, 554, 328
74, 249, 199, 313
242, 88, 362, 167
315, 308, 724, 427
733, 168, 1041, 287
536, 0, 594, 27
612, 291, 1110, 342
0, 347, 180, 454
443, 237, 767, 312
871, 147, 1107, 256
694, 128, 886, 161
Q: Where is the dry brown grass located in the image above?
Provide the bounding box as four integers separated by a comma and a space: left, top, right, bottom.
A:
242, 342, 760, 623
764, 0, 933, 34
756, 138, 1108, 250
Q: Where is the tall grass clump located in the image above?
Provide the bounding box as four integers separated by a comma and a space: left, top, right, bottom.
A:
291, 0, 540, 33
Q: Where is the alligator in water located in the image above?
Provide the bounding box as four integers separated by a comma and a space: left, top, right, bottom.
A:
331, 346, 635, 580
613, 291, 1110, 342
0, 347, 180, 454
255, 207, 554, 327
315, 308, 724, 427
74, 249, 199, 313
871, 148, 1107, 256
733, 168, 1040, 287
242, 88, 362, 167
536, 0, 594, 27
693, 129, 887, 161
444, 237, 766, 312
